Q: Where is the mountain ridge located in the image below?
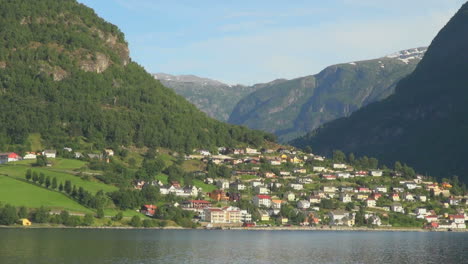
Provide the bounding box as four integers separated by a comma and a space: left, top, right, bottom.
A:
228, 47, 427, 142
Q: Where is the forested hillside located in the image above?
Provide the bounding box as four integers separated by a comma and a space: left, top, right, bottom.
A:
153, 73, 261, 122
0, 0, 272, 153
292, 2, 468, 181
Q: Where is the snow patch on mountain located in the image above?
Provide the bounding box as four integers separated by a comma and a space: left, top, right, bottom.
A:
386, 47, 427, 64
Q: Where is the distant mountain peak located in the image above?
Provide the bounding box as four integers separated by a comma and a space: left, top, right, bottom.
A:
385, 47, 428, 64
153, 73, 228, 87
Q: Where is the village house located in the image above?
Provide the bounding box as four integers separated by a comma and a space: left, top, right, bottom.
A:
354, 193, 369, 201
309, 195, 321, 204
370, 170, 383, 177
366, 198, 377, 207
341, 187, 354, 193
18, 218, 32, 226
313, 166, 326, 172
404, 193, 415, 201
425, 215, 438, 223
374, 186, 387, 193
280, 171, 291, 177
42, 150, 57, 159
417, 195, 427, 202
289, 183, 304, 190
253, 195, 272, 207
264, 172, 277, 178
294, 168, 307, 174
333, 163, 347, 170
297, 200, 311, 209
322, 174, 337, 181
203, 207, 242, 224
364, 213, 382, 226
23, 152, 37, 160
251, 180, 263, 188
216, 179, 230, 189
245, 148, 260, 155
140, 205, 157, 216
391, 203, 405, 213
357, 187, 371, 193
329, 210, 355, 226
354, 171, 368, 177
340, 193, 353, 203
255, 185, 270, 194
323, 186, 337, 193
240, 210, 252, 222
337, 172, 351, 179
271, 199, 282, 209
415, 207, 427, 217
449, 197, 461, 206
104, 149, 114, 157
285, 192, 296, 201
270, 160, 282, 166
181, 200, 212, 210
230, 181, 246, 191
259, 210, 270, 221
0, 152, 20, 164
314, 156, 325, 161
391, 193, 400, 202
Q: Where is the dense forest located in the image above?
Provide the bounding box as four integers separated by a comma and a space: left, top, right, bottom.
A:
0, 0, 273, 153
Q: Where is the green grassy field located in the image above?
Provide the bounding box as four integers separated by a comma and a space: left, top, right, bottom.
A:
0, 161, 117, 194
0, 175, 92, 213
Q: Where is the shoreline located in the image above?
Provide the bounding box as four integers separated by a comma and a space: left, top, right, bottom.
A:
1, 225, 467, 232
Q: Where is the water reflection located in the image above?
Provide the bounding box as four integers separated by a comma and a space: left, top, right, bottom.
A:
0, 229, 466, 264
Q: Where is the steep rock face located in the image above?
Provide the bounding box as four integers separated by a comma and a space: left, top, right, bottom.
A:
229, 48, 425, 142
292, 3, 468, 181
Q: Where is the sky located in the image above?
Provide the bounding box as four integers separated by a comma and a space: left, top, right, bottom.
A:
77, 0, 465, 85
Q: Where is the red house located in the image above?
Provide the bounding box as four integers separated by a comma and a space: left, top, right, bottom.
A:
0, 152, 20, 164
140, 205, 157, 216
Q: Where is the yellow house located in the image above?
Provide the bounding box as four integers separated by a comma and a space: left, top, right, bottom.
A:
289, 156, 303, 164
19, 218, 32, 226
280, 154, 288, 160
259, 210, 270, 221
280, 217, 289, 224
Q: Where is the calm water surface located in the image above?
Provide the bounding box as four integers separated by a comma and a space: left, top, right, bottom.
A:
0, 229, 467, 264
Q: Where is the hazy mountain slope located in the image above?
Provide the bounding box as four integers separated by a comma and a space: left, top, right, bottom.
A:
228, 48, 426, 142
0, 0, 272, 152
153, 74, 261, 121
292, 2, 468, 180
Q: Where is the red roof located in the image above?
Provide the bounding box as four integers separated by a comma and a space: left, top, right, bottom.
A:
144, 204, 157, 209
188, 200, 211, 204
257, 195, 271, 199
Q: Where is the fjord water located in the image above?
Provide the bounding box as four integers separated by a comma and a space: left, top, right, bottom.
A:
0, 229, 466, 264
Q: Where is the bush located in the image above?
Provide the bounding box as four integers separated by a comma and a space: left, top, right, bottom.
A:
130, 216, 141, 227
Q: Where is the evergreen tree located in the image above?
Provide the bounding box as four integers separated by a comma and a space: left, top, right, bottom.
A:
96, 208, 105, 219
45, 176, 51, 188
130, 215, 141, 227
52, 177, 58, 189
18, 206, 28, 219
32, 172, 39, 183
38, 173, 45, 185
25, 169, 32, 181
0, 204, 18, 225
64, 180, 72, 194
59, 182, 64, 192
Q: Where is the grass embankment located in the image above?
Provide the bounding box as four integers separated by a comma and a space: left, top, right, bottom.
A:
0, 160, 117, 194
0, 175, 92, 213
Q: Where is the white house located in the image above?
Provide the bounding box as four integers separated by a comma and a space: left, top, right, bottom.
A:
329, 210, 355, 226
255, 185, 270, 195
313, 166, 326, 172
289, 183, 304, 190
391, 204, 404, 213
285, 192, 296, 201
323, 186, 337, 193
340, 193, 353, 203
374, 186, 387, 193
370, 170, 383, 177
333, 163, 347, 169
297, 200, 311, 209
366, 198, 377, 207
23, 152, 37, 160
251, 181, 263, 188
216, 179, 230, 189
253, 195, 272, 207
42, 150, 56, 159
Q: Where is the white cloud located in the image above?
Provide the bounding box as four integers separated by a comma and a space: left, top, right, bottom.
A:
147, 8, 457, 85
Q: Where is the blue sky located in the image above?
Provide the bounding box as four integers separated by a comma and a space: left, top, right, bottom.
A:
78, 0, 465, 85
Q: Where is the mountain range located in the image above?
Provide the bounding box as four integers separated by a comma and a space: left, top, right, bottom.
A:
228, 48, 427, 142
153, 73, 260, 121
292, 2, 468, 181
